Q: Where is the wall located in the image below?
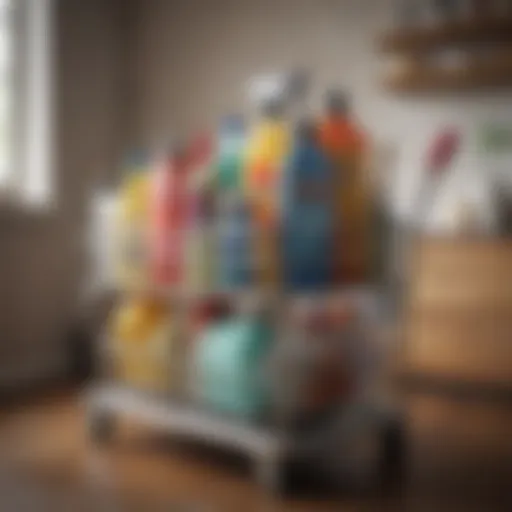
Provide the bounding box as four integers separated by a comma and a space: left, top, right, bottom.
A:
130, 0, 512, 228
0, 0, 131, 386
2, 0, 510, 385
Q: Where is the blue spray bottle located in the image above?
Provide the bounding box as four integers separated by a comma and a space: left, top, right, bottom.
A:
282, 120, 334, 291
217, 194, 254, 290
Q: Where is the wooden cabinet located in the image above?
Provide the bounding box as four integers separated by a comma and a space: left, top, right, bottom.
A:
404, 239, 512, 387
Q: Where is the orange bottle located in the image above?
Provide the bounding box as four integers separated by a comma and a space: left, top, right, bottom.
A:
318, 90, 369, 284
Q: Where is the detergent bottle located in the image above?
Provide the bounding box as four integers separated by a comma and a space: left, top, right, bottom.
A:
109, 297, 176, 393
216, 115, 246, 192
193, 314, 273, 419
150, 136, 212, 288
115, 151, 151, 287
245, 99, 290, 287
282, 119, 334, 291
318, 90, 369, 284
217, 194, 254, 289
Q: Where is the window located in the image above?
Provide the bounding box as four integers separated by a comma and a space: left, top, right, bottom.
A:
0, 0, 53, 207
0, 0, 13, 185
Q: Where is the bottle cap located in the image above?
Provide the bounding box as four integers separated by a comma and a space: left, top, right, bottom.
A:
262, 98, 285, 119
325, 89, 351, 116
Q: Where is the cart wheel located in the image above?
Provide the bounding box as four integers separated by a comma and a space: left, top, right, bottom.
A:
381, 416, 406, 484
320, 404, 388, 491
342, 424, 384, 490
87, 407, 115, 444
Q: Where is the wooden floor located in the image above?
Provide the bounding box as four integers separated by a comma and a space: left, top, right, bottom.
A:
0, 387, 511, 511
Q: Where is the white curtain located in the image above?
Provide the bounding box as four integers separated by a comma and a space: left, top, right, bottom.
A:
1, 0, 53, 206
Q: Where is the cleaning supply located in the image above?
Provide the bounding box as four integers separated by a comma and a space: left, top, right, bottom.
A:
115, 152, 151, 287
185, 156, 216, 293
150, 146, 189, 286
318, 90, 369, 284
245, 99, 290, 287
415, 128, 461, 226
393, 128, 461, 316
150, 136, 213, 287
185, 222, 216, 293
245, 99, 290, 225
91, 190, 119, 289
193, 317, 273, 419
216, 115, 246, 192
217, 194, 253, 289
109, 297, 176, 393
282, 119, 334, 291
268, 298, 354, 429
189, 297, 232, 339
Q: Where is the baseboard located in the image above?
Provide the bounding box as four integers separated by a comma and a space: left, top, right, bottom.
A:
0, 351, 69, 391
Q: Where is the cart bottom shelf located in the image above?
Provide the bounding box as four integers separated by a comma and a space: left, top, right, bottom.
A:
86, 384, 287, 492
86, 384, 404, 494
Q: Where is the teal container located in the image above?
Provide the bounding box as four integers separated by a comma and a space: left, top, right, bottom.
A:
193, 318, 272, 419
216, 115, 246, 192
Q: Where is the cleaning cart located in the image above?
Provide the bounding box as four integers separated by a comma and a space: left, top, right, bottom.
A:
86, 74, 403, 494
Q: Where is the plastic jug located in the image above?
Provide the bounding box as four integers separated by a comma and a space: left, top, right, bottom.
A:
109, 298, 176, 393
318, 90, 369, 284
193, 317, 273, 419
282, 120, 334, 291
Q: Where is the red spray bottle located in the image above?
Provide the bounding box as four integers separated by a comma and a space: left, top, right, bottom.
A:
150, 136, 213, 287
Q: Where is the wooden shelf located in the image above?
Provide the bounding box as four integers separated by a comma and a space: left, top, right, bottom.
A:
380, 17, 512, 54
384, 59, 512, 93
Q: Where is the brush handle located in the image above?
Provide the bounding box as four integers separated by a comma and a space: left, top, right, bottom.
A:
388, 169, 445, 319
